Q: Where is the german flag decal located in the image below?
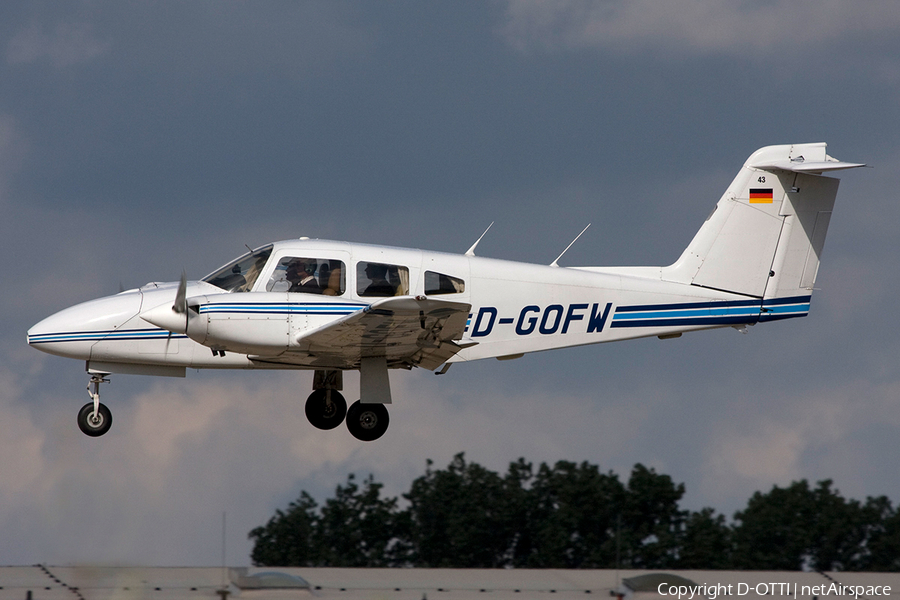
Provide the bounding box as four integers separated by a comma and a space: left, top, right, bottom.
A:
749, 188, 774, 204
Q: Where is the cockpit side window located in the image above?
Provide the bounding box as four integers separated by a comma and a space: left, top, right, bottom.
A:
357, 262, 409, 297
267, 257, 345, 296
203, 246, 273, 293
425, 271, 465, 295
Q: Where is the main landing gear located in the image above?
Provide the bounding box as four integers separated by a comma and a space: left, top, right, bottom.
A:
305, 388, 347, 430
78, 374, 112, 437
305, 369, 391, 442
345, 401, 389, 442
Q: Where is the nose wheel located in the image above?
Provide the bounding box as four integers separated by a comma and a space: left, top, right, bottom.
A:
78, 401, 112, 436
78, 374, 112, 437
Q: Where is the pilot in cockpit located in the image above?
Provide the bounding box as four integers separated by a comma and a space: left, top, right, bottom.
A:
286, 259, 321, 293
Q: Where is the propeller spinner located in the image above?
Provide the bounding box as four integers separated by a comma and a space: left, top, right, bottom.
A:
140, 272, 193, 335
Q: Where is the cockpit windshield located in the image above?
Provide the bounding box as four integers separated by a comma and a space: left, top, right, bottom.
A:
202, 245, 273, 293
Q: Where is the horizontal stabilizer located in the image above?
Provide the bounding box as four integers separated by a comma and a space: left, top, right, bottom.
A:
747, 142, 865, 173
749, 160, 865, 173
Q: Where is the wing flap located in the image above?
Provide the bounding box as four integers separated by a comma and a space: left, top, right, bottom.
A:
253, 296, 472, 370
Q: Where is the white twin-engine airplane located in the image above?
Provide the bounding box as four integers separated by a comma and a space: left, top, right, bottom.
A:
28, 143, 863, 441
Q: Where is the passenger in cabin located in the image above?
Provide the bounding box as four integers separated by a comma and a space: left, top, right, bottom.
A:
362, 263, 396, 296
286, 260, 321, 293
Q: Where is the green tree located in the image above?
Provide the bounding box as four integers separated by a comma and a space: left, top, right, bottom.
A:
404, 453, 519, 567
249, 457, 899, 571
249, 491, 320, 566
523, 460, 625, 568
732, 479, 874, 571
733, 480, 819, 569
620, 464, 686, 568
498, 457, 536, 566
805, 481, 870, 571
316, 473, 406, 567
677, 507, 732, 569
853, 495, 900, 571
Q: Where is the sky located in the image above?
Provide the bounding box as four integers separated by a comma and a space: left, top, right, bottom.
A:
2, 0, 900, 566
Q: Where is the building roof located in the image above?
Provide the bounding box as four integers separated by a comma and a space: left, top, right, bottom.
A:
1, 566, 897, 600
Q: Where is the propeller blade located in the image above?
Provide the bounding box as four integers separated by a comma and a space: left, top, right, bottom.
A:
174, 271, 187, 314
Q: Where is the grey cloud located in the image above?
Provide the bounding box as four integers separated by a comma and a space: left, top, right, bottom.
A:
0, 114, 26, 205
6, 22, 109, 68
499, 0, 900, 60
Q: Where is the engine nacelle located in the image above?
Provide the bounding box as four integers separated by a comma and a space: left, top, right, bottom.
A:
186, 293, 293, 356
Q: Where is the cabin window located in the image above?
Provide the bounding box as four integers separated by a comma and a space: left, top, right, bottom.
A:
203, 246, 273, 293
424, 271, 465, 295
357, 262, 409, 297
266, 257, 345, 295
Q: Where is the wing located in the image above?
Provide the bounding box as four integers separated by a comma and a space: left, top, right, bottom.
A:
250, 296, 472, 370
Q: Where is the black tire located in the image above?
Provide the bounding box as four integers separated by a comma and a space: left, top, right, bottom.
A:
77, 402, 112, 437
345, 401, 389, 442
305, 389, 347, 430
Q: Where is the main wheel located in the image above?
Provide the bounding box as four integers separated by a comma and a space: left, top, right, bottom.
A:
346, 401, 389, 442
305, 389, 347, 430
77, 402, 112, 437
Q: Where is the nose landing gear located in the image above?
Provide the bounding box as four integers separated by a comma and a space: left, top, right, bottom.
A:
78, 374, 112, 437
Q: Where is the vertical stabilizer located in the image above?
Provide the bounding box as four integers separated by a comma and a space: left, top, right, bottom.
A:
662, 143, 862, 302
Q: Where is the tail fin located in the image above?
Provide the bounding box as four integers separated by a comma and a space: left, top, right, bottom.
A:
663, 143, 863, 306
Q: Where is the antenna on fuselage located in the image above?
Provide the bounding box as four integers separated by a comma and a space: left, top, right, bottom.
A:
465, 222, 494, 257
550, 223, 591, 268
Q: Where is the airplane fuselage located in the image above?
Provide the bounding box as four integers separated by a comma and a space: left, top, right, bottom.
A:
27, 239, 806, 376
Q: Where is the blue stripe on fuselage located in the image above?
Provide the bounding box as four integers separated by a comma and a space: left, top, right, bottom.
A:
611, 295, 811, 329
27, 328, 188, 344
199, 302, 364, 316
